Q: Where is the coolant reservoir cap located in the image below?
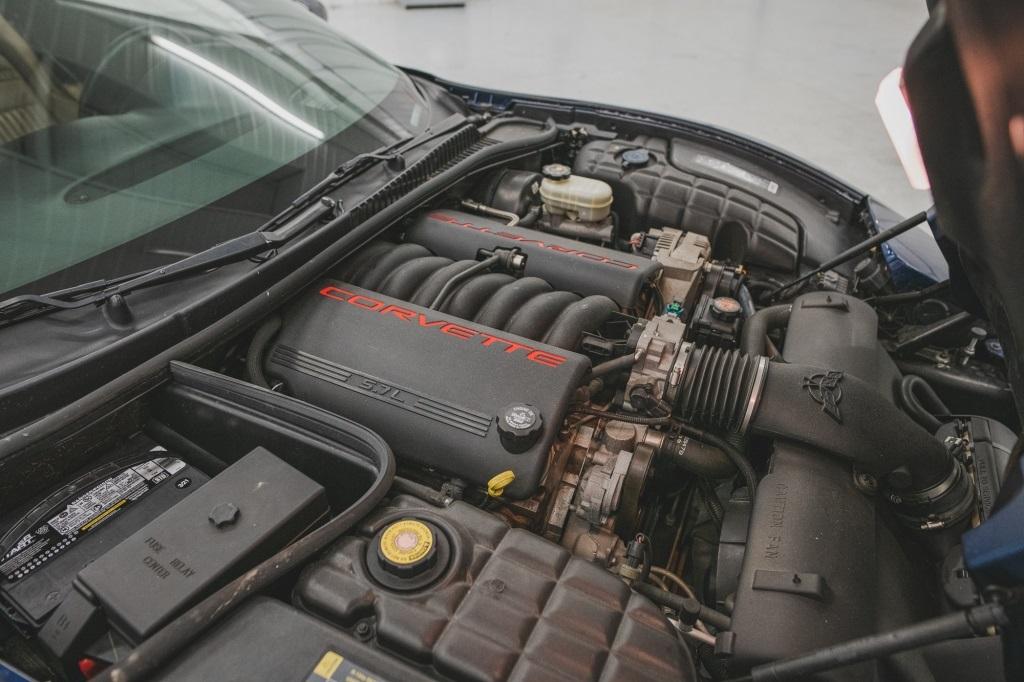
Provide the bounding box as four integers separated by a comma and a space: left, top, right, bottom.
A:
497, 403, 544, 453
621, 148, 651, 169
377, 519, 436, 578
541, 163, 572, 181
711, 296, 742, 321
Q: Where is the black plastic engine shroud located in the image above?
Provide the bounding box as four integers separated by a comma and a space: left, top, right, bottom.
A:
266, 282, 590, 499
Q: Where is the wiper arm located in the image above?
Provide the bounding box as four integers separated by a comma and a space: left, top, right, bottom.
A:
108, 196, 340, 294
285, 144, 408, 216
0, 197, 338, 326
275, 113, 470, 225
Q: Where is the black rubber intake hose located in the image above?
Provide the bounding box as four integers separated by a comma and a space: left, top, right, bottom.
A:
739, 304, 791, 357
677, 345, 973, 525
677, 346, 769, 435
662, 431, 738, 479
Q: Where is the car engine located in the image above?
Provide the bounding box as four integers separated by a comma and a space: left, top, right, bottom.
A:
242, 141, 1008, 678
2, 116, 1016, 682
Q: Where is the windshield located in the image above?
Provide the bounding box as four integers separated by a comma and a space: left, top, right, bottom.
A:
0, 0, 428, 298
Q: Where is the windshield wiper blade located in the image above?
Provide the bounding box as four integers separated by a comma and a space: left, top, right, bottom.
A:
0, 197, 339, 326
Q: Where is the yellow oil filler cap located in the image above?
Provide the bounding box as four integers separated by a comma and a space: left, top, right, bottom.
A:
377, 519, 436, 578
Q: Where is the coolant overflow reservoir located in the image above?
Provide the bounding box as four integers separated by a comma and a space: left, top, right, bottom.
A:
540, 163, 613, 222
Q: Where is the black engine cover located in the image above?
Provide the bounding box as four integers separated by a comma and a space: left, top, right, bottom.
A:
404, 210, 660, 308
266, 282, 589, 498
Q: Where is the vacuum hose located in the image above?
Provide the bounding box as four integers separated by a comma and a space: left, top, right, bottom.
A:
898, 374, 951, 433
676, 345, 974, 528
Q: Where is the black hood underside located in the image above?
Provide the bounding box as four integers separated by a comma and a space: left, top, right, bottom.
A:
904, 0, 1024, 425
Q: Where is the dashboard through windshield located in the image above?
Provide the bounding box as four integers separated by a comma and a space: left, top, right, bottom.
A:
0, 0, 428, 298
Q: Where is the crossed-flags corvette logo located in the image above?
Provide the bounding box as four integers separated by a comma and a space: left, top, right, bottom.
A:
802, 370, 844, 423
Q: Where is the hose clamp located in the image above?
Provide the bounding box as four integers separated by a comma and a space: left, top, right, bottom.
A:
890, 459, 975, 530
739, 355, 769, 435
664, 342, 693, 404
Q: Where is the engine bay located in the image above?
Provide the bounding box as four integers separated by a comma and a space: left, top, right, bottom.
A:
0, 110, 1017, 682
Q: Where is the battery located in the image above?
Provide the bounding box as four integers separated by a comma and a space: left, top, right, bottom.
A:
39, 447, 328, 659
0, 441, 207, 634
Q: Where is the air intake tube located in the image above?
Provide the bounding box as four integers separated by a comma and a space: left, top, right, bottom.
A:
673, 345, 974, 529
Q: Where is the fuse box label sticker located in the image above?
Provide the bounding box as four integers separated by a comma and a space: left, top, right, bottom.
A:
693, 154, 780, 195
306, 649, 391, 682
0, 457, 185, 583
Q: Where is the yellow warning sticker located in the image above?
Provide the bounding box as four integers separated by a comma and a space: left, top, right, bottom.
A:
312, 651, 344, 679
306, 649, 390, 682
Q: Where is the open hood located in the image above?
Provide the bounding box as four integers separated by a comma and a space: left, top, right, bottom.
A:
903, 0, 1024, 425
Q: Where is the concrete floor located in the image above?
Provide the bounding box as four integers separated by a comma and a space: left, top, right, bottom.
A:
328, 0, 932, 217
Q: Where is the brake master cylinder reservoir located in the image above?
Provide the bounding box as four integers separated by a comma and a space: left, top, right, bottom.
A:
539, 163, 613, 222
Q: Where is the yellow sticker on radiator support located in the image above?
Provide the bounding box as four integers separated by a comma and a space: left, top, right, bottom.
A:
312, 651, 344, 679
306, 649, 390, 682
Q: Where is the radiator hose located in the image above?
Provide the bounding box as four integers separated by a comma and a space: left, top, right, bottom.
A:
674, 345, 974, 529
